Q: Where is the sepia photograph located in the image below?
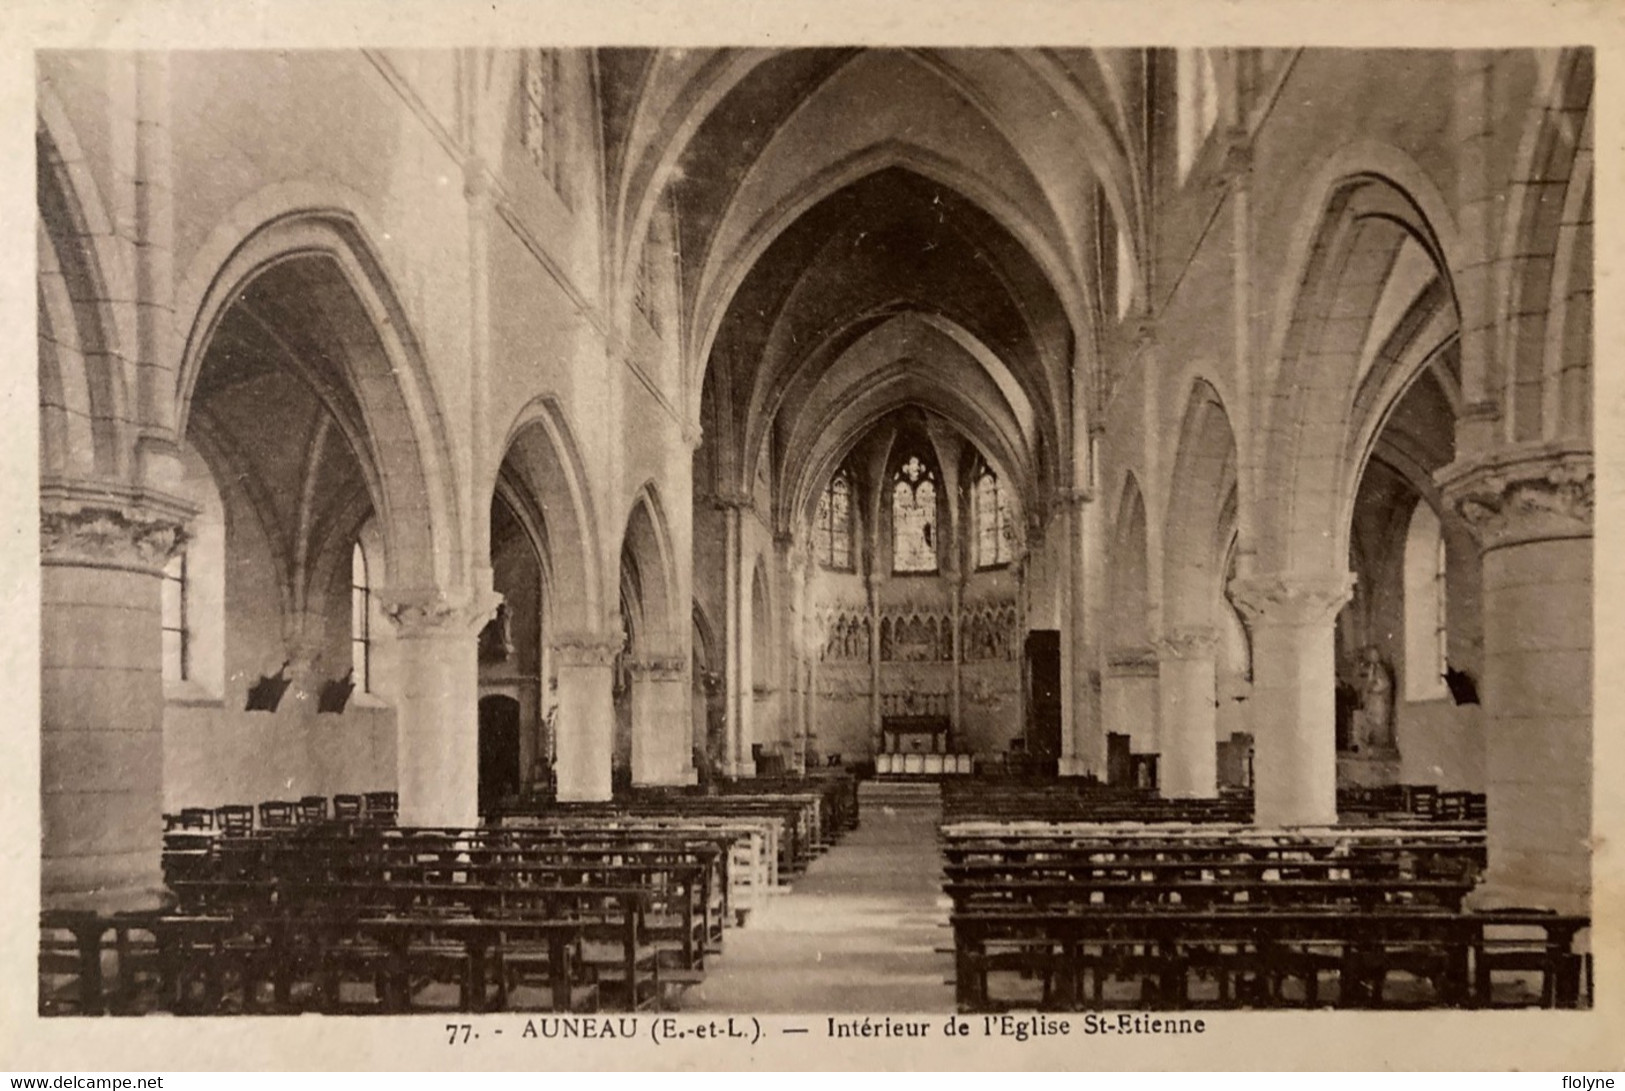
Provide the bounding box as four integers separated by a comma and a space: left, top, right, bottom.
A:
5, 0, 1622, 1073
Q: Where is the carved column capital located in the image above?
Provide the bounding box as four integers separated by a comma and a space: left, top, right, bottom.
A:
628, 655, 687, 682
39, 478, 197, 576
378, 587, 504, 639
1105, 644, 1160, 678
712, 489, 753, 514
1438, 442, 1593, 552
1154, 627, 1219, 662
1228, 571, 1356, 627
1053, 487, 1092, 511
551, 630, 625, 668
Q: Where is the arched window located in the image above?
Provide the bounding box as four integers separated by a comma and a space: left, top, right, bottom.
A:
521, 49, 568, 206
165, 443, 225, 699
161, 552, 189, 683
1176, 49, 1220, 182
351, 542, 372, 694
973, 467, 1013, 569
1116, 227, 1135, 319
634, 235, 660, 333
815, 472, 854, 571
1403, 501, 1448, 701
892, 455, 938, 574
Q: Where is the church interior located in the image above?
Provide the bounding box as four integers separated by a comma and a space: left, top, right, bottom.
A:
36, 46, 1594, 1014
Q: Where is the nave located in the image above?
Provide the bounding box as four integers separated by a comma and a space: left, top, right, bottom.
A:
681, 782, 954, 1013
34, 45, 1595, 1022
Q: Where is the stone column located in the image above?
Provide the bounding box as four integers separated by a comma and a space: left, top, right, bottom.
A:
1440, 443, 1592, 913
719, 497, 752, 777
1154, 627, 1219, 798
1103, 646, 1161, 757
551, 631, 622, 802
1061, 491, 1104, 777
948, 575, 963, 749
41, 480, 193, 911
1230, 572, 1356, 828
631, 652, 697, 787
380, 585, 500, 827
789, 546, 813, 773
868, 574, 882, 757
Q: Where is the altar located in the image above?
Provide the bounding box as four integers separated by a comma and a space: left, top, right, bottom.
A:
881, 714, 951, 755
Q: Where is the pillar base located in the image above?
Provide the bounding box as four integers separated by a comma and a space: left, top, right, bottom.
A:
1466, 874, 1591, 918
634, 767, 699, 789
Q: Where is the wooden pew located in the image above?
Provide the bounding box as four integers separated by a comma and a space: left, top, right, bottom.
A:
949, 905, 1588, 1011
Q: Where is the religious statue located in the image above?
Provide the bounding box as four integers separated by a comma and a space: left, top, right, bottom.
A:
478, 602, 514, 663
1353, 645, 1396, 753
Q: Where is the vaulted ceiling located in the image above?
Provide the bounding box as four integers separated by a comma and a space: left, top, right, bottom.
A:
594, 48, 1144, 539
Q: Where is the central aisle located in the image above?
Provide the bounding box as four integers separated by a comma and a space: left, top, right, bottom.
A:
681, 782, 955, 1012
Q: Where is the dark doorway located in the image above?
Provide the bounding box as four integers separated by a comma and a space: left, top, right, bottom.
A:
478, 695, 522, 817
1025, 630, 1062, 761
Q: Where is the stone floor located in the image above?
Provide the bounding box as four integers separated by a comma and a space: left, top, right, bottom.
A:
680, 784, 956, 1012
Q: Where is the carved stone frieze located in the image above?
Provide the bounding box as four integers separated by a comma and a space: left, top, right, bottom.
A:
1438, 442, 1593, 553
39, 478, 196, 575
1228, 571, 1357, 628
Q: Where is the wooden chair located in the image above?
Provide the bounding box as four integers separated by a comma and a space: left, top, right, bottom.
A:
1404, 784, 1439, 818
297, 796, 329, 825
216, 804, 254, 837
1435, 791, 1469, 822
179, 807, 215, 830
362, 792, 398, 826
1473, 909, 1585, 1009
258, 801, 297, 830
333, 794, 364, 821
37, 913, 90, 1015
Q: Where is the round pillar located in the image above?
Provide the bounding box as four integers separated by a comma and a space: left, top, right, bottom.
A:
381, 585, 500, 827
551, 631, 622, 801
1442, 443, 1592, 913
1155, 628, 1219, 798
1230, 572, 1356, 828
40, 480, 193, 911
631, 653, 697, 787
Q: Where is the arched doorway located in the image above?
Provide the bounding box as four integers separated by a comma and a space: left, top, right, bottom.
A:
477, 695, 523, 816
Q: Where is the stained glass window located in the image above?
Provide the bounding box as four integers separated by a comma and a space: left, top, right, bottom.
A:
974, 468, 1013, 568
815, 473, 853, 570
892, 455, 938, 573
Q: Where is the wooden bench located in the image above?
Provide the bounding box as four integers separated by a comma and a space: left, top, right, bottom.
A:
948, 905, 1589, 1012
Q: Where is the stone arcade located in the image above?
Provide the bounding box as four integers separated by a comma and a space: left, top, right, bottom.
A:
36, 46, 1594, 1013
